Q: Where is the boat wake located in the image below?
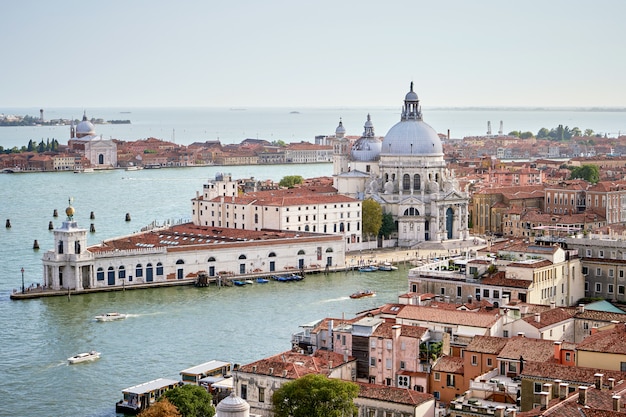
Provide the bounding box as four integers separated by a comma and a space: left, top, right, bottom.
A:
319, 296, 350, 303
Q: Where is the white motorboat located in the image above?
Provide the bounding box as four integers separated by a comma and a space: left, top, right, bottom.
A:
94, 312, 128, 322
68, 350, 100, 364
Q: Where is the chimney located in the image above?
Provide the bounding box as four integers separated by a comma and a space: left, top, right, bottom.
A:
550, 301, 556, 309
506, 408, 517, 417
282, 369, 288, 378
252, 365, 257, 373
543, 383, 553, 401
553, 341, 562, 362
559, 382, 569, 400
608, 378, 615, 389
552, 380, 561, 399
613, 395, 621, 412
328, 360, 333, 369
540, 391, 549, 409
495, 406, 505, 417
269, 367, 273, 375
534, 313, 541, 323
392, 324, 401, 340
595, 373, 604, 390
578, 386, 588, 405
577, 304, 585, 313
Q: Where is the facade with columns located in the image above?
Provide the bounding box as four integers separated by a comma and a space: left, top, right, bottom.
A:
68, 111, 117, 168
333, 83, 470, 246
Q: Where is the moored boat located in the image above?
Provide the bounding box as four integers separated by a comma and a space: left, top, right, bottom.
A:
233, 280, 246, 286
256, 278, 269, 284
358, 265, 378, 272
350, 290, 376, 299
244, 279, 254, 285
95, 312, 128, 322
377, 262, 398, 271
116, 378, 180, 415
68, 350, 101, 364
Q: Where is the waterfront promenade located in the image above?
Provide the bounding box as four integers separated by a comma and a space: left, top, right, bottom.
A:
10, 238, 487, 300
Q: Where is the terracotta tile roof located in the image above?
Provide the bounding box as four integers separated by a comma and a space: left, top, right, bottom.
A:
498, 337, 558, 362
575, 310, 626, 323
521, 361, 626, 384
370, 322, 429, 339
356, 382, 434, 406
465, 335, 509, 354
576, 324, 626, 354
507, 259, 553, 268
522, 308, 577, 329
88, 222, 340, 254
432, 356, 464, 373
481, 272, 533, 289
396, 305, 500, 329
238, 350, 349, 379
207, 187, 358, 206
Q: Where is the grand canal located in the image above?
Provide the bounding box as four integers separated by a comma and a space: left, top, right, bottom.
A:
0, 164, 411, 417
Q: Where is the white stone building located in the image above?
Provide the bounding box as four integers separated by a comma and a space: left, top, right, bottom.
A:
68, 111, 117, 168
333, 83, 470, 246
42, 203, 345, 292
191, 173, 363, 252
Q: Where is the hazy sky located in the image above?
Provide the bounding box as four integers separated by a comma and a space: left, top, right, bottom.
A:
3, 0, 625, 108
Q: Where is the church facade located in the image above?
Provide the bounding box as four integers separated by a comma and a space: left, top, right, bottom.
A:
68, 111, 117, 168
333, 83, 470, 247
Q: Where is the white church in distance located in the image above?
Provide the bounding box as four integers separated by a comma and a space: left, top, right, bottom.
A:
333, 83, 469, 247
68, 111, 117, 168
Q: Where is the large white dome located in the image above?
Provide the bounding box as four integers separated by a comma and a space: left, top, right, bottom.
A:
381, 83, 443, 156
382, 119, 442, 155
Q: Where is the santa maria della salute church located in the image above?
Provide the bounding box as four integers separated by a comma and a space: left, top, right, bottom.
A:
332, 83, 469, 246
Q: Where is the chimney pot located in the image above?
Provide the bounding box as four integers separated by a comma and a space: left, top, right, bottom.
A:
608, 378, 615, 389
559, 382, 569, 400
595, 373, 604, 390
613, 395, 621, 412
578, 386, 588, 405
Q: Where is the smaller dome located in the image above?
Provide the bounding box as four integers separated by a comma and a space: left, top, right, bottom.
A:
216, 392, 250, 414
335, 118, 346, 136
351, 136, 382, 162
76, 111, 96, 137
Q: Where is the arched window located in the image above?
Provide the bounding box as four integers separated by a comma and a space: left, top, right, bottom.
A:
325, 248, 334, 253
414, 174, 421, 190
238, 254, 247, 260
297, 250, 305, 255
304, 225, 310, 231
254, 214, 258, 223
176, 259, 184, 264
403, 174, 410, 190
339, 222, 345, 232
118, 266, 126, 279
98, 154, 104, 164
156, 262, 163, 276
135, 264, 143, 278
208, 257, 216, 262
97, 267, 104, 281
268, 252, 276, 257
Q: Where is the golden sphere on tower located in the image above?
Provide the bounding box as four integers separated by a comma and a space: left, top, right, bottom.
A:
65, 206, 75, 217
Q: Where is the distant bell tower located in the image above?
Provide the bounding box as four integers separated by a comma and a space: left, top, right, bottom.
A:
40, 109, 44, 123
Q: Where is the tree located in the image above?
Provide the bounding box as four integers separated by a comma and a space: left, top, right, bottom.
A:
279, 175, 303, 188
570, 164, 599, 184
378, 212, 395, 239
161, 384, 214, 417
584, 128, 595, 137
272, 374, 359, 417
272, 139, 286, 147
138, 399, 181, 417
520, 131, 534, 139
537, 128, 550, 138
362, 199, 382, 241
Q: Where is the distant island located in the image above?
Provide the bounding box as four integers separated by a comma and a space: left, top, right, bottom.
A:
0, 113, 130, 127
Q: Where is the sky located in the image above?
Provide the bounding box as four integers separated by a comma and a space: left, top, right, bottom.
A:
2, 0, 626, 109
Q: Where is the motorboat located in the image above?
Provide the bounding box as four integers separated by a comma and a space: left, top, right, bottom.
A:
358, 265, 378, 272
95, 312, 128, 322
68, 350, 101, 364
377, 262, 398, 271
350, 290, 376, 299
256, 278, 269, 284
244, 279, 254, 285
232, 280, 246, 286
